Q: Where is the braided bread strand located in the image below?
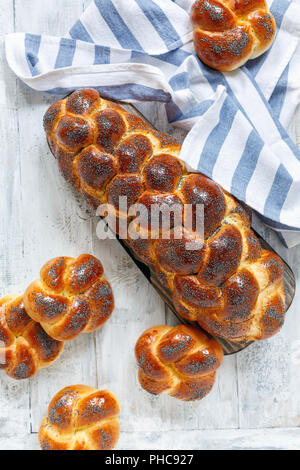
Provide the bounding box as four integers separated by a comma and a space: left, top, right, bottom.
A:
44, 88, 286, 343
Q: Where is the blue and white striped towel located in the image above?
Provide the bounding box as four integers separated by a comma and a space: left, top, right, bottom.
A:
5, 0, 300, 247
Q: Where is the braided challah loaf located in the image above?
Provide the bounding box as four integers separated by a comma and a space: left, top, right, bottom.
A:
24, 254, 114, 341
0, 294, 63, 380
135, 325, 223, 401
191, 0, 276, 71
39, 385, 120, 450
44, 88, 286, 343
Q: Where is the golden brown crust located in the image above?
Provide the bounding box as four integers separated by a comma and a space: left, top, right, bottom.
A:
23, 254, 114, 341
0, 295, 63, 380
135, 325, 223, 401
44, 89, 287, 343
39, 385, 120, 450
190, 0, 276, 71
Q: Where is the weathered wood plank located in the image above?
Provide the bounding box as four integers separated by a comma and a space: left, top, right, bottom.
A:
91, 102, 239, 432
237, 99, 300, 428
237, 223, 300, 428
227, 0, 300, 429
0, 0, 31, 436
118, 427, 300, 450
0, 434, 38, 451
13, 0, 98, 434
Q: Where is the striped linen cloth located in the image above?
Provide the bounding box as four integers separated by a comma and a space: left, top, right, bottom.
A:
5, 0, 300, 247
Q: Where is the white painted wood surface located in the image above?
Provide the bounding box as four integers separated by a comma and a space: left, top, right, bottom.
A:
0, 0, 300, 450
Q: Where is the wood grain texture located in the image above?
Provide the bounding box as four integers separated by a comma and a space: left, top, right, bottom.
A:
0, 0, 300, 450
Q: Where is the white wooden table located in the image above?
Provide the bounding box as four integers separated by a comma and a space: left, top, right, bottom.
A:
1, 0, 300, 451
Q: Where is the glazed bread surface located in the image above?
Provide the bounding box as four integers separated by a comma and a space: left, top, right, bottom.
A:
135, 325, 223, 401
39, 385, 120, 450
43, 88, 286, 343
24, 254, 114, 341
191, 0, 276, 71
0, 294, 63, 380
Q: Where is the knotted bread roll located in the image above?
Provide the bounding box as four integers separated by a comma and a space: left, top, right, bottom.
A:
24, 254, 114, 341
43, 88, 287, 343
0, 294, 63, 380
135, 325, 223, 401
39, 385, 120, 450
191, 0, 276, 71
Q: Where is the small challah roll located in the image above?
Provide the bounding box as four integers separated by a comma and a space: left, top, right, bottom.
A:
24, 254, 114, 341
43, 89, 287, 343
39, 385, 120, 450
135, 324, 223, 401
